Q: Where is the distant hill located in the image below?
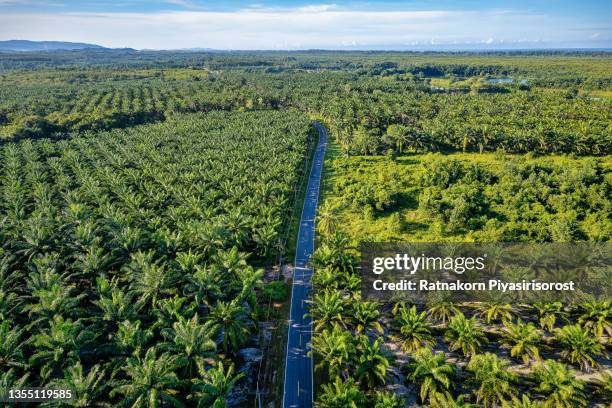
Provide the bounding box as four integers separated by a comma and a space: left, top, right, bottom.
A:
0, 40, 106, 52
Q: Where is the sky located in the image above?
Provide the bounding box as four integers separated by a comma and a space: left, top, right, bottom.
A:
0, 0, 610, 50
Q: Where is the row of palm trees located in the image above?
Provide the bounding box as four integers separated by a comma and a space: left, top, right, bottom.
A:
312, 83, 611, 156
309, 233, 611, 407
0, 71, 292, 141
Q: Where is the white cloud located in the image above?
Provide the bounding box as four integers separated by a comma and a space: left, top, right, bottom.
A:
0, 6, 606, 49
296, 4, 338, 13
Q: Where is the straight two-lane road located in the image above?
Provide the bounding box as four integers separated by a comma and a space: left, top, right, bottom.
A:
282, 122, 327, 408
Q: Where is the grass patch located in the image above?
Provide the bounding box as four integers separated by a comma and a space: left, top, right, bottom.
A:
283, 123, 319, 261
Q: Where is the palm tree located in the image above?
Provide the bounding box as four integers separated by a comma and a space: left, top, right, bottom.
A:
444, 314, 488, 358
115, 320, 153, 358
311, 231, 356, 273
213, 246, 248, 278
0, 260, 21, 322
184, 265, 222, 305
0, 321, 25, 370
94, 278, 140, 323
500, 319, 542, 365
206, 300, 251, 353
393, 305, 435, 353
317, 377, 366, 408
161, 314, 216, 377
355, 336, 390, 388
310, 324, 355, 379
534, 302, 567, 332
111, 348, 184, 408
532, 360, 586, 408
23, 282, 86, 321
372, 391, 404, 408
127, 251, 177, 307
29, 316, 96, 381
426, 300, 461, 326
188, 360, 244, 408
467, 353, 516, 408
407, 347, 455, 404
555, 324, 606, 372
350, 300, 383, 334
475, 302, 514, 325
385, 124, 410, 153
234, 265, 263, 313
309, 289, 346, 331
0, 368, 28, 397
312, 266, 343, 290
152, 295, 195, 330
317, 200, 339, 236
47, 362, 108, 407
577, 301, 611, 338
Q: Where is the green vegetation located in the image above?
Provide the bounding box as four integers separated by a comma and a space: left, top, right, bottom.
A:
312, 50, 611, 405
0, 110, 311, 406
0, 49, 610, 406
321, 152, 611, 242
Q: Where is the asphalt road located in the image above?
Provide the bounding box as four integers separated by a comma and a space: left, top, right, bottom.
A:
282, 122, 327, 408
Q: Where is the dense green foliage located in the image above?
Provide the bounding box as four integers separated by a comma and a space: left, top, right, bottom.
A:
0, 49, 610, 407
314, 140, 611, 406
323, 152, 611, 243
0, 111, 312, 406
2, 52, 611, 156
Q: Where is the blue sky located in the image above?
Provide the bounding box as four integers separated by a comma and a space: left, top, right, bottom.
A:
0, 0, 610, 49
